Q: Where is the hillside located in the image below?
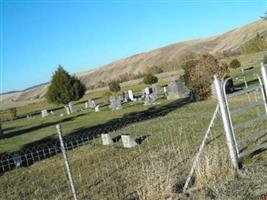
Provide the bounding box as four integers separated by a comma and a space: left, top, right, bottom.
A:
1, 19, 267, 109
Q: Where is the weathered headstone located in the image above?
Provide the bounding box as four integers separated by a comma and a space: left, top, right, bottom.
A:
167, 76, 186, 99
109, 96, 122, 110
101, 133, 114, 145
13, 153, 22, 168
85, 102, 89, 109
68, 102, 76, 113
123, 91, 129, 103
151, 84, 159, 98
89, 100, 96, 108
95, 105, 100, 112
128, 90, 137, 101
41, 110, 48, 118
121, 134, 138, 148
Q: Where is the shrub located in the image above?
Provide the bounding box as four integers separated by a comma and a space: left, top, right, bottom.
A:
263, 55, 267, 64
229, 59, 241, 69
182, 53, 229, 100
109, 80, 121, 93
9, 107, 17, 120
143, 73, 158, 85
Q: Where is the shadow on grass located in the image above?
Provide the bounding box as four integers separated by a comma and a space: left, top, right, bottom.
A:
1, 113, 88, 139
0, 98, 190, 173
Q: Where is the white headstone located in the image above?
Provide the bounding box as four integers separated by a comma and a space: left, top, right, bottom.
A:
95, 105, 100, 112
101, 134, 114, 145
121, 134, 138, 148
41, 110, 48, 118
60, 113, 64, 117
144, 87, 150, 95
85, 102, 89, 109
128, 90, 137, 101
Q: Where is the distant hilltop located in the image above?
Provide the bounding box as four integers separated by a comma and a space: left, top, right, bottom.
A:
1, 19, 267, 109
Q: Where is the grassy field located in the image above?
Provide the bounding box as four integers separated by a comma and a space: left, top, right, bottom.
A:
0, 51, 267, 199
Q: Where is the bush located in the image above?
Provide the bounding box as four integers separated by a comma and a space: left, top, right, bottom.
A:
143, 73, 158, 85
263, 55, 267, 64
182, 53, 229, 100
109, 80, 121, 93
229, 59, 241, 69
46, 65, 86, 105
9, 107, 17, 120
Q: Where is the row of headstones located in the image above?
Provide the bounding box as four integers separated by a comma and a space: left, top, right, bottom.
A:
101, 133, 137, 148
39, 75, 186, 117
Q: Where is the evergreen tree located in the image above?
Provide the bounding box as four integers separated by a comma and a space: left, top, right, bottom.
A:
46, 66, 86, 113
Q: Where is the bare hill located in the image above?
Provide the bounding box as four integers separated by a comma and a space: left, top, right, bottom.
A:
1, 19, 267, 109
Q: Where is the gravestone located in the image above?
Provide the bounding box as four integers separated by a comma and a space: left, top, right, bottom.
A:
50, 111, 54, 115
41, 110, 48, 118
109, 96, 122, 110
123, 91, 129, 103
68, 102, 76, 113
101, 133, 114, 145
95, 105, 100, 112
167, 76, 186, 99
128, 90, 137, 101
151, 84, 159, 98
144, 87, 150, 95
13, 153, 22, 168
89, 100, 96, 108
60, 113, 64, 117
85, 102, 89, 109
121, 134, 138, 148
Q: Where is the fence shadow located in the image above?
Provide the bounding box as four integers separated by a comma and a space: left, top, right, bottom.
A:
0, 98, 190, 173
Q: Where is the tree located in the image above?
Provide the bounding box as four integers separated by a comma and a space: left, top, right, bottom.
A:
263, 55, 267, 64
46, 66, 86, 114
143, 73, 158, 85
109, 80, 121, 93
182, 53, 229, 100
229, 59, 241, 69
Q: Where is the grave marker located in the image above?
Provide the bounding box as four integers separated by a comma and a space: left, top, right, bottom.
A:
109, 96, 122, 110
41, 110, 48, 118
13, 153, 22, 168
95, 105, 100, 112
167, 76, 186, 99
128, 90, 137, 101
101, 134, 114, 145
121, 134, 138, 148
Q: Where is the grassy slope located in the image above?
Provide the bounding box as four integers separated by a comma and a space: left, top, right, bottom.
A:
0, 51, 267, 199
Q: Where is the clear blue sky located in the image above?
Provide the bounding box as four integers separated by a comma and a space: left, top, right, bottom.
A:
1, 0, 267, 93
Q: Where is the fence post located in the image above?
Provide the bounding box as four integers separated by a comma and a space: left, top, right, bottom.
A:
261, 62, 267, 103
213, 75, 239, 169
56, 124, 78, 200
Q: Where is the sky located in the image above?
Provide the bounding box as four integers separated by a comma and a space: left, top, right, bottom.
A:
1, 0, 267, 93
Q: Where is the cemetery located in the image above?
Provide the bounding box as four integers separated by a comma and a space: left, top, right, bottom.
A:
0, 58, 267, 199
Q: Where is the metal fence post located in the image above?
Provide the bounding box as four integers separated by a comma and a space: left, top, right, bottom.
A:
213, 75, 239, 169
56, 124, 78, 200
